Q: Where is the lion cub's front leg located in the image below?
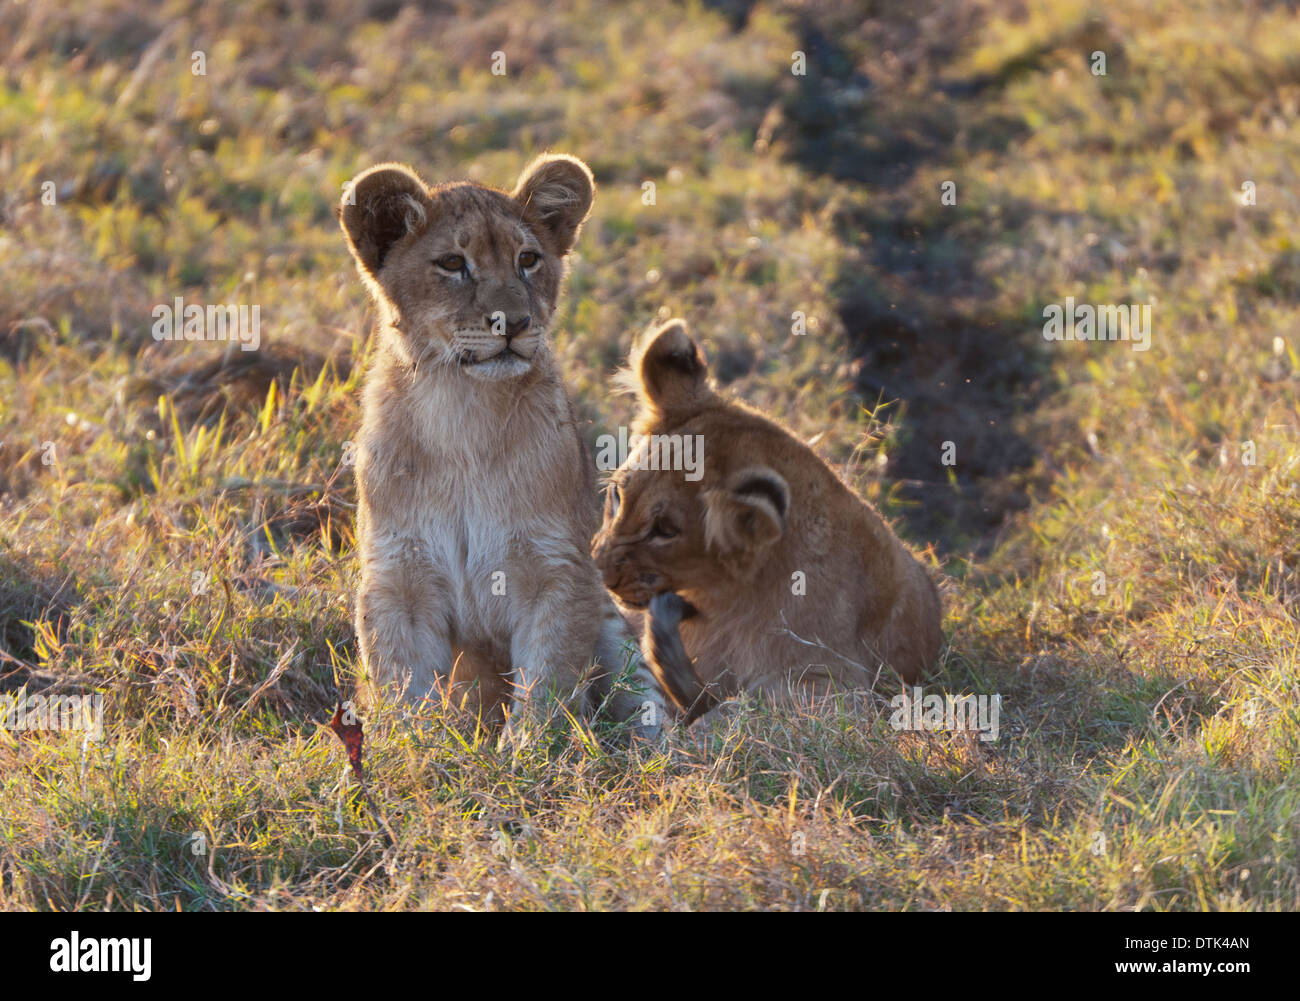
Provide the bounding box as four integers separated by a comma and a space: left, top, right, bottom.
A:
506, 565, 604, 729
355, 537, 454, 706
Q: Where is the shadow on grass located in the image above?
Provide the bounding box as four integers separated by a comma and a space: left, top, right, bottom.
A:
715, 649, 1218, 831
781, 10, 1048, 554
0, 555, 75, 694
708, 0, 1093, 554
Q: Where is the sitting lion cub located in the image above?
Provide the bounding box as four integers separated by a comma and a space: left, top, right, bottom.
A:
591, 319, 942, 723
339, 154, 662, 732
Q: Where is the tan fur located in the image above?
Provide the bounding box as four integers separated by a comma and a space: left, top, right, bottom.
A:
340, 154, 662, 732
591, 319, 942, 722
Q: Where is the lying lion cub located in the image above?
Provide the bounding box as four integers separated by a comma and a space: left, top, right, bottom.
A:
591, 319, 942, 723
340, 154, 662, 733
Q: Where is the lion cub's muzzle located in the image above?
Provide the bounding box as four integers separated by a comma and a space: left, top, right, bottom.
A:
453, 313, 542, 378
594, 544, 663, 609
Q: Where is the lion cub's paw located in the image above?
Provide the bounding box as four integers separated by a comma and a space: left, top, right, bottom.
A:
648, 591, 697, 627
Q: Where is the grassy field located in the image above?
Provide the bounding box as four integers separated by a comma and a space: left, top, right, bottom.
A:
0, 0, 1297, 910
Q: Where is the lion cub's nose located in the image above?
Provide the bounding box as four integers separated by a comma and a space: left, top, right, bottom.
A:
491, 313, 532, 341
595, 556, 618, 589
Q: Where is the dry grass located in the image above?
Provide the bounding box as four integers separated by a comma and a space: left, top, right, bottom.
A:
0, 0, 1297, 910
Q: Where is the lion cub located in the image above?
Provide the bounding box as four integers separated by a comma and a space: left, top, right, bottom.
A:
340, 154, 662, 732
591, 319, 942, 723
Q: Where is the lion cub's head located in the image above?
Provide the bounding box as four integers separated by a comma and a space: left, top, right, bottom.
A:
340, 154, 594, 381
592, 319, 791, 610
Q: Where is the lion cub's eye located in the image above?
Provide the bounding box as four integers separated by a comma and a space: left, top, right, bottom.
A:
649, 519, 678, 540
434, 254, 467, 274
518, 250, 541, 273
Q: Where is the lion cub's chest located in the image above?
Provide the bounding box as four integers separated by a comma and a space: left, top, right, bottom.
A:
358, 366, 591, 640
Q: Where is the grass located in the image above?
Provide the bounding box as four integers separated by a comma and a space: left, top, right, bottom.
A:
0, 0, 1297, 910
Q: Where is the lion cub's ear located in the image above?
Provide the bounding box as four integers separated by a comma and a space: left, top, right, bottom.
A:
511, 154, 595, 256
634, 318, 710, 415
703, 467, 790, 556
340, 163, 433, 279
